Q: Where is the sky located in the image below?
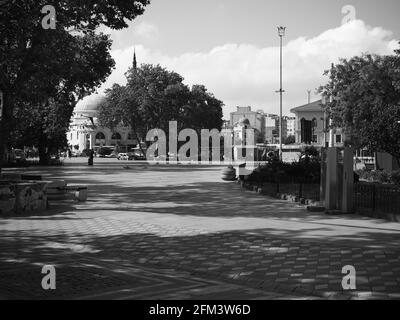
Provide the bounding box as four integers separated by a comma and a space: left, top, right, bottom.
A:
97, 0, 400, 119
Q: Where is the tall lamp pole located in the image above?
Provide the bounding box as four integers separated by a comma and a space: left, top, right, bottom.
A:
277, 26, 286, 160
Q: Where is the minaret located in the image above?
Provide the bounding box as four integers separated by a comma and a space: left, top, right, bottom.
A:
133, 48, 137, 72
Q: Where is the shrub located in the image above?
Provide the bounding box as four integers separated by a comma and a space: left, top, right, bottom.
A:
356, 168, 392, 184
248, 160, 321, 184
390, 170, 400, 185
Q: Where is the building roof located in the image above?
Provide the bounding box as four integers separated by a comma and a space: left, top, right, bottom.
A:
290, 99, 323, 113
74, 93, 106, 115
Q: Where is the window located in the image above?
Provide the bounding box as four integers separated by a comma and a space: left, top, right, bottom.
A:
127, 133, 134, 140
95, 132, 106, 140
312, 135, 318, 143
336, 134, 342, 143
111, 132, 122, 140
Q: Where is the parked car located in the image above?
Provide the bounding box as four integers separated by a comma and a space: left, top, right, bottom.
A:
13, 149, 26, 163
71, 150, 81, 157
117, 153, 129, 160
131, 149, 146, 160
105, 151, 118, 158
97, 147, 113, 158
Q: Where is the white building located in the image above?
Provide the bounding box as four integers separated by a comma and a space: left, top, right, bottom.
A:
286, 116, 296, 137
290, 99, 344, 147
66, 93, 138, 152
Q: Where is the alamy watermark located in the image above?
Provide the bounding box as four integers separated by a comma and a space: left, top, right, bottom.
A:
341, 265, 356, 290
145, 121, 255, 165
342, 5, 357, 25
41, 5, 56, 29
41, 265, 56, 290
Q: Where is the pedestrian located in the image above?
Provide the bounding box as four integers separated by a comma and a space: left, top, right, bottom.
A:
88, 149, 94, 166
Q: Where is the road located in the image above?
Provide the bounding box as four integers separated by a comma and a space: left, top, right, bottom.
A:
0, 158, 399, 299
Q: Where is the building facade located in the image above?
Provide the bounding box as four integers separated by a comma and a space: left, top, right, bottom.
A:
290, 100, 344, 147
67, 94, 138, 152
230, 107, 265, 139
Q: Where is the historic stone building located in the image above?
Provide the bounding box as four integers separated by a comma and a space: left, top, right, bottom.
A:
290, 99, 344, 147
67, 50, 139, 152
66, 93, 138, 152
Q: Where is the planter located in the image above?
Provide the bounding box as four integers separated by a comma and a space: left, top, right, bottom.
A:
221, 166, 236, 181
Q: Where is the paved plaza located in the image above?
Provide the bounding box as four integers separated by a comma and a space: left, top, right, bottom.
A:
1, 158, 400, 299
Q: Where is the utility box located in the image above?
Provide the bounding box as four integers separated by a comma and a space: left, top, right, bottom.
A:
324, 147, 354, 213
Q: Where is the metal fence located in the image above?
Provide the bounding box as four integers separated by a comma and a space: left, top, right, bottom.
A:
354, 182, 400, 215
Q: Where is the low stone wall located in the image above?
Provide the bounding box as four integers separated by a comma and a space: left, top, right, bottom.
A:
241, 180, 320, 207
0, 180, 47, 215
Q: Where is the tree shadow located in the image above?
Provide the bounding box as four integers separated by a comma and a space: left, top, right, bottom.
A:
0, 226, 399, 299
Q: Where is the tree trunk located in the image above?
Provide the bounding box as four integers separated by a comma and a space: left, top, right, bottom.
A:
0, 90, 12, 174
38, 143, 50, 165
131, 120, 146, 160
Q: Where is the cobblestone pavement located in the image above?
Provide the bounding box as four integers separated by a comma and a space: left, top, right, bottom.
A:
1, 159, 400, 299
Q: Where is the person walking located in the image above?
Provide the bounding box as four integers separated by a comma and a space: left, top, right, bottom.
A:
88, 149, 94, 166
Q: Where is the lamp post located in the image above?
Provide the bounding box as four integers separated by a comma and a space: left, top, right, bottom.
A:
277, 26, 286, 160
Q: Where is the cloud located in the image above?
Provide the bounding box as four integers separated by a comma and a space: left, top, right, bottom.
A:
99, 20, 399, 118
133, 22, 159, 39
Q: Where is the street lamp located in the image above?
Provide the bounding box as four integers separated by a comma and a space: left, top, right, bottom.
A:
277, 26, 286, 160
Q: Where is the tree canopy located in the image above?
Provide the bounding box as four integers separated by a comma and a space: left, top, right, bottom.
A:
318, 44, 400, 164
0, 0, 150, 165
98, 64, 224, 156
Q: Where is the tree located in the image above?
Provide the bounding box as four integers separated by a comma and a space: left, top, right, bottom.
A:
10, 94, 74, 163
318, 44, 400, 165
98, 64, 224, 157
0, 0, 150, 167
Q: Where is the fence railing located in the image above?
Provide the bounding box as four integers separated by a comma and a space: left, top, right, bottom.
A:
354, 182, 400, 215
250, 179, 400, 216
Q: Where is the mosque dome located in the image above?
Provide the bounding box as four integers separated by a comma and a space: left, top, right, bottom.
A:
74, 93, 106, 115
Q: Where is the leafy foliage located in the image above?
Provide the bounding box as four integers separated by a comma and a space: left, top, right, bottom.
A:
248, 147, 321, 184
318, 45, 400, 164
0, 0, 150, 164
98, 64, 224, 156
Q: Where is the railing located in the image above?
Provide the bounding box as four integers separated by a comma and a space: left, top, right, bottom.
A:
354, 182, 400, 215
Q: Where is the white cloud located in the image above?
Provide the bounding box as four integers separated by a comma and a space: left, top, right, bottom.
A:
133, 22, 159, 39
99, 20, 399, 118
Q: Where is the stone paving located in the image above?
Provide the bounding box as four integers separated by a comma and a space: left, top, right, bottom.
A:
0, 159, 400, 299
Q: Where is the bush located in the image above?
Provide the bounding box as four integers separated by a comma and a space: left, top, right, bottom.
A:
356, 168, 393, 184
390, 170, 400, 185
248, 160, 321, 184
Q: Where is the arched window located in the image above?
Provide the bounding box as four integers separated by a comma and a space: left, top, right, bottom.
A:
95, 132, 106, 140
311, 118, 317, 143
111, 132, 122, 140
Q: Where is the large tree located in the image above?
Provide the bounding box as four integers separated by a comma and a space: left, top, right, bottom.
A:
98, 64, 224, 157
318, 44, 400, 165
0, 0, 150, 167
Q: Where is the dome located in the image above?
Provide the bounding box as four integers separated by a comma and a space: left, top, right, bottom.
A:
74, 93, 106, 115
237, 117, 250, 126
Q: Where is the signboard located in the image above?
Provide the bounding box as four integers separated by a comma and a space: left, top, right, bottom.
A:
0, 90, 3, 120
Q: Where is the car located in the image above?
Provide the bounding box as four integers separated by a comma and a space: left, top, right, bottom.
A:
117, 153, 129, 160
13, 149, 26, 163
106, 151, 118, 158
131, 149, 146, 160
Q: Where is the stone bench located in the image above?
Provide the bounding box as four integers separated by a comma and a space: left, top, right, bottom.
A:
0, 180, 47, 214
46, 180, 88, 202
